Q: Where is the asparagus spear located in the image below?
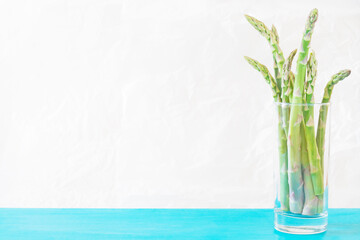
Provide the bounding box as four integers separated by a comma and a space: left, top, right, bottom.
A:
300, 52, 320, 215
244, 56, 280, 101
289, 72, 295, 101
300, 122, 319, 215
244, 15, 285, 90
315, 69, 351, 213
271, 25, 282, 86
244, 56, 289, 211
282, 50, 297, 103
302, 51, 324, 195
272, 25, 279, 43
281, 50, 297, 136
305, 51, 318, 101
319, 70, 351, 103
316, 70, 351, 171
287, 8, 318, 213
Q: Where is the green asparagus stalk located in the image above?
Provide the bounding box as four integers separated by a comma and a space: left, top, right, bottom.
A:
244, 56, 280, 101
271, 25, 283, 88
316, 70, 351, 171
289, 72, 295, 102
281, 50, 297, 136
244, 15, 285, 90
287, 8, 318, 213
282, 50, 297, 103
277, 114, 289, 211
316, 69, 351, 163
300, 51, 320, 215
305, 52, 317, 101
271, 25, 281, 85
271, 25, 279, 43
300, 122, 319, 215
303, 51, 324, 195
315, 69, 351, 213
244, 56, 289, 211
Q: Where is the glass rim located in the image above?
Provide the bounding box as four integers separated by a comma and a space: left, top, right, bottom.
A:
274, 102, 330, 106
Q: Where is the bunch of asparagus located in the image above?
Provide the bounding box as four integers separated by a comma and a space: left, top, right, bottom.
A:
244, 9, 351, 215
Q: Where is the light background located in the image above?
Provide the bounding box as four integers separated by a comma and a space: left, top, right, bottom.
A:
0, 0, 359, 208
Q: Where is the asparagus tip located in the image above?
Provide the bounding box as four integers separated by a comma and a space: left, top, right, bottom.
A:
344, 69, 351, 77
244, 56, 251, 63
330, 69, 351, 85
335, 69, 351, 79
290, 49, 297, 58
271, 25, 279, 43
244, 56, 257, 68
244, 14, 252, 21
309, 9, 319, 24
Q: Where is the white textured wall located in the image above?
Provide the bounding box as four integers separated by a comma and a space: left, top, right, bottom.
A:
0, 0, 359, 208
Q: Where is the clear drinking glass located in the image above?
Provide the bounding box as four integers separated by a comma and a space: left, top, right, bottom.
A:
273, 102, 330, 234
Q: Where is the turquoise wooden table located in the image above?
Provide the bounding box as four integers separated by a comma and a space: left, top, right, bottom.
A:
0, 209, 359, 239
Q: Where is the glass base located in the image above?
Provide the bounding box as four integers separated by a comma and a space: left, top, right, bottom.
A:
274, 210, 327, 235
